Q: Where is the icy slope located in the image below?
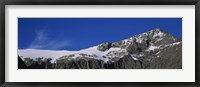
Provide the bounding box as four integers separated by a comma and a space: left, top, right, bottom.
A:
18, 46, 126, 63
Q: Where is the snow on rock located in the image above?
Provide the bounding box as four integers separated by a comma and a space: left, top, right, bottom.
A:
131, 53, 144, 57
146, 45, 160, 51
153, 31, 165, 38
146, 41, 181, 52
161, 41, 181, 49
136, 37, 143, 43
122, 37, 134, 46
168, 41, 181, 46
155, 38, 163, 43
132, 57, 138, 60
130, 55, 139, 60
155, 51, 161, 55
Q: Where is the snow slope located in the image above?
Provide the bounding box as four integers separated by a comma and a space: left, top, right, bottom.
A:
18, 46, 126, 63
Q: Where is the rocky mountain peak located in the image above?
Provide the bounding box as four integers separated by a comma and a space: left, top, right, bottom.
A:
97, 28, 180, 52
148, 28, 163, 33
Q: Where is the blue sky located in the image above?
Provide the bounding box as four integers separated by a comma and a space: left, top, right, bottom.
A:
18, 18, 182, 50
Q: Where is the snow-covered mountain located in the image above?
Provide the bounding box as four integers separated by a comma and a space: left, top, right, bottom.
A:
18, 28, 182, 69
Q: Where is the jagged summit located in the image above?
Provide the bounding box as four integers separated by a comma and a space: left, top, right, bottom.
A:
148, 27, 164, 32
97, 28, 180, 52
18, 28, 182, 69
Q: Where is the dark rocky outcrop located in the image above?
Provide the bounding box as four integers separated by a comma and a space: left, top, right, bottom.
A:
97, 42, 112, 51
104, 55, 143, 69
18, 56, 27, 69
19, 57, 53, 69
51, 58, 104, 69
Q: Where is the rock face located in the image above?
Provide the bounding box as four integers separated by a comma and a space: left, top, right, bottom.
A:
18, 28, 182, 69
53, 58, 104, 69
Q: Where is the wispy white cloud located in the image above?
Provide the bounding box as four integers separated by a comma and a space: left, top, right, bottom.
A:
29, 30, 71, 50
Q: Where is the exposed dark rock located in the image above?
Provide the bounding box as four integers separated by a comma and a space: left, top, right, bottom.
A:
21, 57, 52, 69
53, 58, 104, 69
111, 42, 122, 47
97, 42, 112, 51
18, 56, 27, 69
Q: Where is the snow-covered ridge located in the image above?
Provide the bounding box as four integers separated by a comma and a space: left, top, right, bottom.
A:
19, 41, 181, 63
18, 46, 127, 63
